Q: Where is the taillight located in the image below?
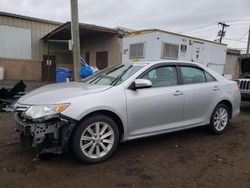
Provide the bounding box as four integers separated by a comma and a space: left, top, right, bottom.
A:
235, 80, 240, 89
236, 83, 240, 89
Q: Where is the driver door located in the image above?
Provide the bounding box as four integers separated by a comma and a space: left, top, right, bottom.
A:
125, 64, 184, 137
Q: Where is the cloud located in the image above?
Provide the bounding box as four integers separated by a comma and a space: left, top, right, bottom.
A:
0, 0, 249, 50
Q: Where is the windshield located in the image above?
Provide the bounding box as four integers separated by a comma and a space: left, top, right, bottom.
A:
80, 64, 145, 86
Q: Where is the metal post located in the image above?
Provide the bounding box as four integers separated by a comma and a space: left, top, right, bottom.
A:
70, 0, 81, 80
247, 25, 250, 55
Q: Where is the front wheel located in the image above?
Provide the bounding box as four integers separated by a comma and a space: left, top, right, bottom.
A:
72, 114, 120, 164
209, 104, 229, 134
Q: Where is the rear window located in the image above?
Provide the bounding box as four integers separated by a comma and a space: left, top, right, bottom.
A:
180, 66, 206, 84
205, 71, 217, 82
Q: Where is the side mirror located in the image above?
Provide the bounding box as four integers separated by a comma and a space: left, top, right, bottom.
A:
134, 79, 152, 89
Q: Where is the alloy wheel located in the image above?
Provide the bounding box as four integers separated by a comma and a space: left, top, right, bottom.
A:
80, 122, 114, 159
213, 107, 228, 131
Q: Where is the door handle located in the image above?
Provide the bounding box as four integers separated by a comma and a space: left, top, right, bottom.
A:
213, 86, 220, 91
173, 90, 183, 96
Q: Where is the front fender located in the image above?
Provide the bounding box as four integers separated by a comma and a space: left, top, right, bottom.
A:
61, 87, 128, 139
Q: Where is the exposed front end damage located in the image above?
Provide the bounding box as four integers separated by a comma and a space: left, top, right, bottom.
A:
14, 108, 77, 154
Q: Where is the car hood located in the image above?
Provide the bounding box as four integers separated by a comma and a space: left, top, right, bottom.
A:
18, 82, 111, 105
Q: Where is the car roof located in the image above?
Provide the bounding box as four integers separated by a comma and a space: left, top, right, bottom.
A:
126, 60, 197, 65
124, 60, 229, 83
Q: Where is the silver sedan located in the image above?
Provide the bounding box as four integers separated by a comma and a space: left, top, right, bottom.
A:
14, 61, 241, 163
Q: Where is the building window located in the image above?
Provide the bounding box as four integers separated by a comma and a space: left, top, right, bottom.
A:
0, 25, 31, 59
180, 44, 187, 53
129, 43, 145, 59
162, 43, 179, 59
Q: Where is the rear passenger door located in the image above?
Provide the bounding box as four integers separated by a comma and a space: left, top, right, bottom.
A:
179, 65, 220, 126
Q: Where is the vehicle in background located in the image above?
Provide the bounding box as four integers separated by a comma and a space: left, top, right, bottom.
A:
235, 74, 250, 101
14, 61, 240, 164
235, 57, 250, 101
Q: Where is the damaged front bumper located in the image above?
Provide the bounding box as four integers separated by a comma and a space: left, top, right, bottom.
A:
15, 112, 77, 154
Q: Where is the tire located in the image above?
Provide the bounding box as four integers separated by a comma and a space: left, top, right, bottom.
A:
209, 104, 229, 134
71, 114, 120, 164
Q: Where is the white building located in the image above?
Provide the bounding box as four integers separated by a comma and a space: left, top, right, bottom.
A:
122, 29, 227, 74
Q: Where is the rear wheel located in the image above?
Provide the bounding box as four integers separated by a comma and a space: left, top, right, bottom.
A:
72, 115, 119, 164
209, 104, 229, 134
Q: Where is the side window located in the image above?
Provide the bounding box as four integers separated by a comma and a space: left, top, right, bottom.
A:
180, 66, 206, 84
205, 71, 217, 82
142, 66, 178, 87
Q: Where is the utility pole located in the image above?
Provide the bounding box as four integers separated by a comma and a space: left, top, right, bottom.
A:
247, 25, 250, 55
218, 22, 230, 43
70, 0, 81, 80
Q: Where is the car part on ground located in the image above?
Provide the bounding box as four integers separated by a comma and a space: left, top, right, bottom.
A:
14, 60, 241, 163
0, 81, 26, 112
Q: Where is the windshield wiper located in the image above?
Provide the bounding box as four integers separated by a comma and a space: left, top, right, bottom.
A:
110, 65, 133, 86
89, 65, 124, 84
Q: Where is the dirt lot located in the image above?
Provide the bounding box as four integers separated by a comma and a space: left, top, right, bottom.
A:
0, 81, 250, 188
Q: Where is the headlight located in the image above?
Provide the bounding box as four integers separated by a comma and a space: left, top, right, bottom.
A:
25, 103, 70, 119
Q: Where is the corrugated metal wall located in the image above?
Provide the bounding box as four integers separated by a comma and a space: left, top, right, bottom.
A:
0, 25, 31, 59
0, 14, 60, 80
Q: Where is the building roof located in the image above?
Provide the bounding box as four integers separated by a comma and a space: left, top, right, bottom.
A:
0, 11, 61, 25
0, 11, 227, 46
42, 22, 120, 41
227, 48, 241, 55
125, 29, 227, 46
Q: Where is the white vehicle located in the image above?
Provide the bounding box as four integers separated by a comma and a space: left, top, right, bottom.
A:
14, 61, 240, 164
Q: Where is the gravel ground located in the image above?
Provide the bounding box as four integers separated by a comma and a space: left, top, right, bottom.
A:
0, 81, 250, 188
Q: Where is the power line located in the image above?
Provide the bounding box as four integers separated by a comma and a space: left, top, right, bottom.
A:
229, 22, 250, 26
180, 22, 217, 33
181, 19, 250, 34
186, 23, 249, 35
229, 31, 249, 47
224, 37, 248, 40
224, 18, 250, 22
223, 38, 248, 43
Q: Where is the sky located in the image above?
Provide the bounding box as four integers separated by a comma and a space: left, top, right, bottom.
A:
0, 0, 250, 52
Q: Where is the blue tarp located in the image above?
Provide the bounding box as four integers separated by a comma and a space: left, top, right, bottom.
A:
80, 57, 94, 78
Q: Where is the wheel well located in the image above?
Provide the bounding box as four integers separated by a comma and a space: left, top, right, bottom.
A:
218, 100, 233, 119
78, 110, 124, 139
